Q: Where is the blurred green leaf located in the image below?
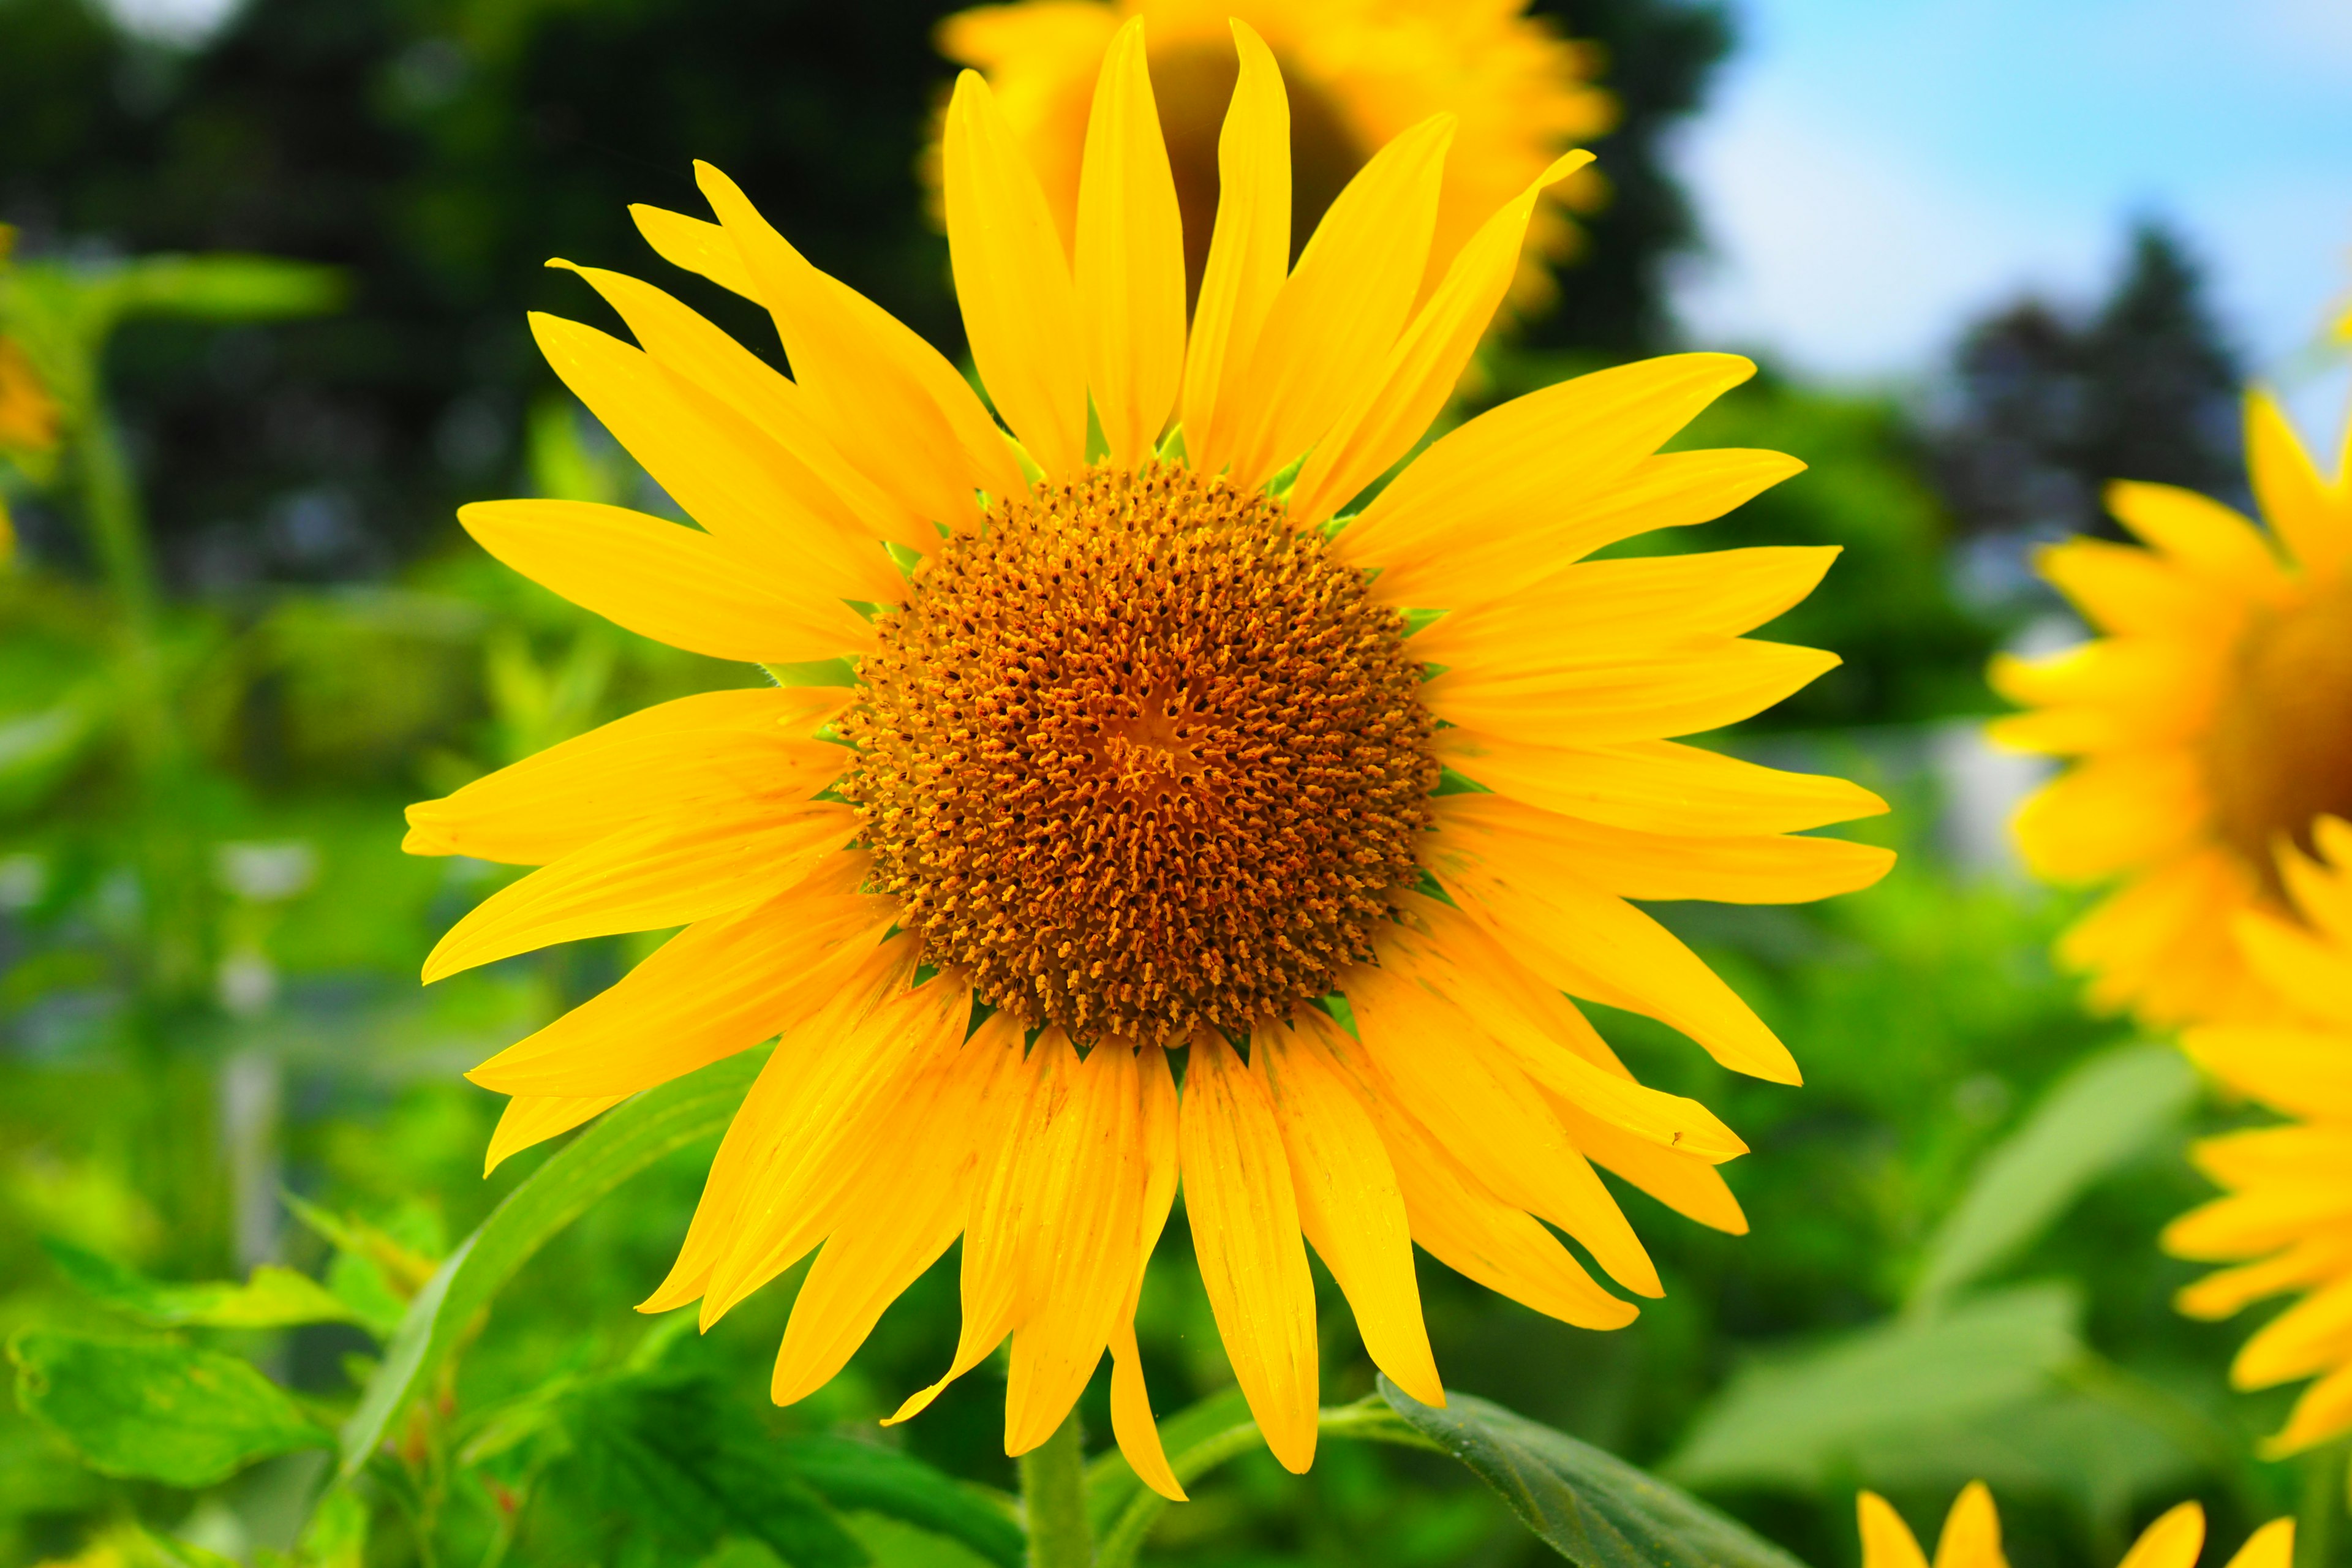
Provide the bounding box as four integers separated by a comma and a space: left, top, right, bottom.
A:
841, 1512, 1001, 1568
43, 1237, 363, 1330
337, 1046, 766, 1478
774, 1435, 1022, 1568
9, 1329, 332, 1487
1664, 1283, 2083, 1491
1379, 1378, 1812, 1568
295, 1487, 370, 1568
1912, 1044, 2196, 1310
0, 682, 107, 816
1086, 1385, 1252, 1534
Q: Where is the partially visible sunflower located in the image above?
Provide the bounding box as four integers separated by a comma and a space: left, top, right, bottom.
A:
0, 224, 61, 564
929, 0, 1615, 317
408, 20, 1889, 1487
2165, 817, 2352, 1453
1858, 1483, 2290, 1568
1990, 393, 2352, 1025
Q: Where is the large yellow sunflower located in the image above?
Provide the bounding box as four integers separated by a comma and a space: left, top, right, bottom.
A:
929, 0, 1615, 315
1991, 394, 2352, 1025
1858, 1483, 2290, 1568
405, 20, 1889, 1490
2165, 816, 2352, 1453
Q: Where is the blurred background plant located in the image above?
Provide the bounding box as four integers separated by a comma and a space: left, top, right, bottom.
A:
0, 0, 2335, 1565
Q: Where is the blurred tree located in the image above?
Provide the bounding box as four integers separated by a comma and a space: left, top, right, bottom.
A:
1933, 221, 2243, 549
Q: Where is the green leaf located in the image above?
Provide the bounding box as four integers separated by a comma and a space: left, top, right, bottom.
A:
1911, 1043, 2195, 1309
777, 1436, 1023, 1568
105, 255, 347, 323
1378, 1378, 1811, 1568
842, 1512, 1002, 1568
44, 1238, 363, 1330
336, 1047, 764, 1478
10, 1329, 333, 1488
1085, 1386, 1251, 1534
1663, 1283, 2084, 1491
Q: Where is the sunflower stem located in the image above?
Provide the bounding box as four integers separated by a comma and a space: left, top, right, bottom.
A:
2296, 1439, 2348, 1568
1020, 1410, 1094, 1568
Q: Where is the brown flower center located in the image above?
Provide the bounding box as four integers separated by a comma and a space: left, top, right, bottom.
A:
2205, 573, 2352, 900
843, 462, 1437, 1046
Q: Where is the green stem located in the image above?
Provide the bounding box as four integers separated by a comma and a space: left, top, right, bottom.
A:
2297, 1440, 2346, 1568
1020, 1411, 1093, 1568
1094, 1396, 1437, 1568
74, 405, 159, 635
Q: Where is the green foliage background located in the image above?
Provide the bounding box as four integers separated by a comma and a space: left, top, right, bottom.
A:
0, 2, 2303, 1566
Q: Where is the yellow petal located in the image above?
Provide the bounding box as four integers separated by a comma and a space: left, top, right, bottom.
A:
1414, 546, 1841, 671
1261, 1012, 1444, 1406
2177, 1238, 2352, 1320
770, 1017, 1021, 1404
484, 1092, 625, 1175
2234, 908, 2352, 1028
695, 162, 1026, 532
2272, 1360, 2352, 1455
944, 70, 1087, 478
1550, 1093, 1747, 1234
2282, 829, 2352, 948
1221, 115, 1455, 489
402, 687, 849, 865
1433, 790, 1891, 907
1180, 1033, 1319, 1474
467, 883, 894, 1098
2191, 1125, 2352, 1192
2105, 479, 2284, 595
1346, 956, 1661, 1295
556, 261, 927, 557
1934, 1482, 2007, 1568
1073, 17, 1185, 468
2037, 537, 2234, 637
1109, 1318, 1185, 1502
2220, 1519, 2295, 1568
2116, 1502, 2203, 1568
630, 203, 756, 300
1004, 1041, 1148, 1457
2165, 1187, 2352, 1263
1430, 827, 1801, 1084
1335, 354, 1765, 586
1858, 1492, 1931, 1568
2230, 1274, 2352, 1389
2248, 388, 2350, 580
422, 799, 854, 982
2182, 1025, 2352, 1119
526, 314, 903, 600
1180, 20, 1288, 480
1432, 732, 1888, 838
1288, 149, 1593, 527
2010, 750, 2203, 883
1108, 1049, 1186, 1502
1427, 637, 1841, 748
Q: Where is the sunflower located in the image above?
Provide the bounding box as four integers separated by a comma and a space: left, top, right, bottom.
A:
407, 20, 1889, 1490
1990, 394, 2352, 1025
2164, 817, 2352, 1452
1858, 1484, 2290, 1568
929, 0, 1615, 318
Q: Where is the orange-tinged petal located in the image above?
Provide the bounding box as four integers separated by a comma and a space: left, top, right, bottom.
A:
555, 262, 924, 557
695, 162, 1025, 530
421, 799, 854, 982
458, 498, 875, 665
1287, 148, 1593, 527
944, 70, 1087, 478
402, 687, 849, 865
1074, 17, 1184, 468
484, 1092, 625, 1175
1108, 1049, 1185, 1501
1550, 1094, 1748, 1234
630, 203, 756, 300
2247, 388, 2350, 579
1221, 115, 1454, 489
467, 881, 894, 1098
1858, 1493, 1930, 1568
1414, 546, 1841, 670
1262, 1012, 1444, 1405
2117, 1503, 2204, 1568
1109, 1318, 1184, 1501
1427, 637, 1840, 748
1431, 733, 1888, 838
1335, 354, 1762, 582
1180, 20, 1287, 479
1180, 1034, 1319, 1473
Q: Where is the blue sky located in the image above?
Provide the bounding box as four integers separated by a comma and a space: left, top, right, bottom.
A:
1670, 0, 2352, 429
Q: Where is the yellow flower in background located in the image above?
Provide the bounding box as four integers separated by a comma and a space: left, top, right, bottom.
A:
2166, 820, 2352, 1453
1990, 393, 2352, 1025
0, 336, 58, 459
405, 18, 1888, 1487
1858, 1484, 2290, 1568
931, 0, 1616, 317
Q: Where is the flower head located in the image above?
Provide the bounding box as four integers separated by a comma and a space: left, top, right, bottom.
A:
1992, 393, 2352, 1025
2166, 820, 2352, 1453
929, 0, 1616, 318
1858, 1484, 2289, 1568
408, 19, 1887, 1486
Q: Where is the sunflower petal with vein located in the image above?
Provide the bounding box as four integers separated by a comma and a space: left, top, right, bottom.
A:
405, 17, 1890, 1491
